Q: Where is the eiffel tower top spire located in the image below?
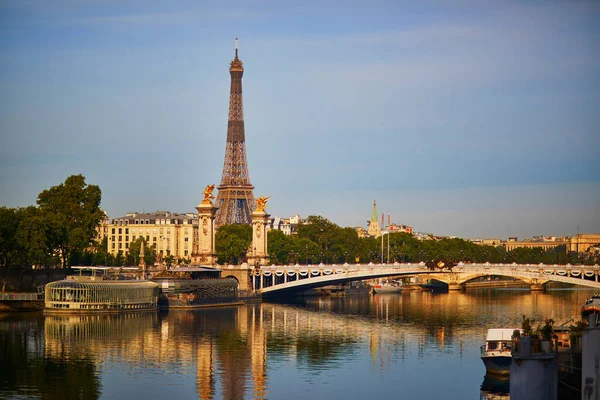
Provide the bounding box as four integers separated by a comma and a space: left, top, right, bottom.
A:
214, 39, 256, 227
230, 37, 243, 73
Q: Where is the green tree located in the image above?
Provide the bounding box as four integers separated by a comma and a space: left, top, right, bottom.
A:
0, 207, 19, 267
216, 224, 252, 264
267, 229, 294, 264
36, 175, 103, 268
292, 237, 321, 264
126, 237, 156, 266
91, 237, 110, 266
15, 206, 52, 268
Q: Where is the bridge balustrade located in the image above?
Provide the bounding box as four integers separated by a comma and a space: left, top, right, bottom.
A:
250, 263, 600, 293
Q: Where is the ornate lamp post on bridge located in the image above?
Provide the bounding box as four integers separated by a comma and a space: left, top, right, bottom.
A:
305, 245, 308, 265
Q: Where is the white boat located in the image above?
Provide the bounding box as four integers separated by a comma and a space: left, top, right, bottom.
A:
372, 281, 402, 294
480, 328, 520, 376
582, 293, 600, 318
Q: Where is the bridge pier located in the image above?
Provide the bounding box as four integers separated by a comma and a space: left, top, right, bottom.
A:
529, 284, 545, 291
447, 283, 464, 291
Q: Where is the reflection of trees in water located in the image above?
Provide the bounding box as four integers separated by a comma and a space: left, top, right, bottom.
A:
1, 289, 594, 399
269, 288, 594, 358
35, 357, 100, 400
293, 334, 358, 370
0, 315, 100, 399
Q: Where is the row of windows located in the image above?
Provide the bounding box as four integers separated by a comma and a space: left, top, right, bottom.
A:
110, 235, 190, 243
110, 241, 189, 255
110, 238, 189, 250
112, 219, 195, 225
110, 228, 190, 235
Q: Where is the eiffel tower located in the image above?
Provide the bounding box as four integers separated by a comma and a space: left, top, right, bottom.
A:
214, 39, 256, 227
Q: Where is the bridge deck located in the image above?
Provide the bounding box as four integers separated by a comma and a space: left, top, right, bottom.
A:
250, 262, 600, 294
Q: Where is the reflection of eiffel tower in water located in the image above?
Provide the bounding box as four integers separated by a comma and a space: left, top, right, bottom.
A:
214, 39, 256, 227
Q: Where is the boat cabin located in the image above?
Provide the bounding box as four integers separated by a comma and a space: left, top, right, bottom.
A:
484, 328, 520, 352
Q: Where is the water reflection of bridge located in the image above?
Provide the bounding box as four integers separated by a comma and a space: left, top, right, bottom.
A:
38, 302, 480, 398
250, 263, 600, 295
37, 289, 592, 399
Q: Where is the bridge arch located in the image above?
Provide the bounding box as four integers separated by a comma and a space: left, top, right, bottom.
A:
249, 263, 600, 295
426, 272, 549, 291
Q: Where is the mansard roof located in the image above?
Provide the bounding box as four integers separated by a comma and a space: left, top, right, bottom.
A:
111, 211, 198, 225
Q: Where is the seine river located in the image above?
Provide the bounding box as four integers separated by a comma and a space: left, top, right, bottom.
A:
0, 288, 593, 400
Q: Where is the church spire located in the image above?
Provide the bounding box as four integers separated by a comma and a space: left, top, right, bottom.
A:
371, 200, 378, 222
368, 200, 381, 238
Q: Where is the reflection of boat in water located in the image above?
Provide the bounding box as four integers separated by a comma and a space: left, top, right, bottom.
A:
372, 281, 402, 294
480, 328, 519, 376
480, 373, 510, 400
581, 293, 600, 318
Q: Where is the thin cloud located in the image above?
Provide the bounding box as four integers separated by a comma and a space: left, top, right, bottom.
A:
60, 8, 272, 26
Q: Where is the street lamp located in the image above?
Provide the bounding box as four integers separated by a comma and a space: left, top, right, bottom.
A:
305, 244, 308, 265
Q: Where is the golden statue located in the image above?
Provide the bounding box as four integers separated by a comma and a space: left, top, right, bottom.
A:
255, 196, 270, 212
202, 184, 215, 204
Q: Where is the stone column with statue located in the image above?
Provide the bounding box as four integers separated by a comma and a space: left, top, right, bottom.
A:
248, 196, 271, 268
194, 184, 219, 265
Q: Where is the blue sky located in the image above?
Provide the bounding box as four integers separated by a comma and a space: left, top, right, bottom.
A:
1, 0, 599, 239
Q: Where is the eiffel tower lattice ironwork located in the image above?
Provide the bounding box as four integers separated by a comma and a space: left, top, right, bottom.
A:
214, 39, 256, 227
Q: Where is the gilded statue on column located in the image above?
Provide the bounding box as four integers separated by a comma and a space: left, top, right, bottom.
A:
255, 196, 270, 212
202, 184, 215, 204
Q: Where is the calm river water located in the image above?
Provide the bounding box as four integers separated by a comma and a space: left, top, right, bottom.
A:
0, 288, 593, 400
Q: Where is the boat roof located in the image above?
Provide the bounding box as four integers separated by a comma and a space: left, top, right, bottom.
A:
486, 328, 520, 341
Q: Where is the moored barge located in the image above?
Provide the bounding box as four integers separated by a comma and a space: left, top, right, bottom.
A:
44, 276, 159, 313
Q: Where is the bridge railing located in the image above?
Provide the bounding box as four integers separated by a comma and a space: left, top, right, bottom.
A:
0, 292, 44, 301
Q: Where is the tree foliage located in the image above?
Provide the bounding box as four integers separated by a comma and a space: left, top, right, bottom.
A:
0, 175, 103, 269
216, 224, 252, 264
214, 215, 598, 266
36, 175, 103, 268
126, 237, 157, 266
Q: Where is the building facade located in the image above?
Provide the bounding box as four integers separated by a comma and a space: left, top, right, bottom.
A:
503, 239, 569, 251
388, 224, 414, 234
106, 211, 198, 260
570, 234, 600, 253
268, 214, 301, 236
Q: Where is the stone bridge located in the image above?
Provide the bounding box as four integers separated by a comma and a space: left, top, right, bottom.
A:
244, 262, 600, 296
